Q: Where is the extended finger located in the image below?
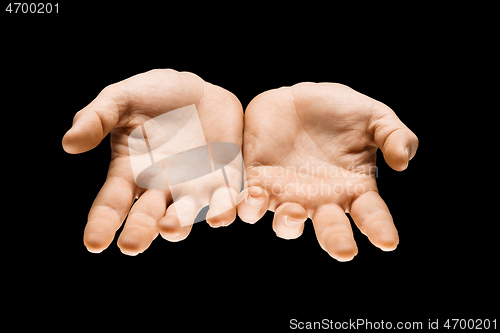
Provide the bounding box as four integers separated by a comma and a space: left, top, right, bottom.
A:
84, 174, 136, 253
350, 191, 399, 251
158, 198, 195, 242
311, 204, 358, 261
236, 186, 270, 224
370, 102, 419, 171
117, 189, 166, 256
62, 69, 206, 155
62, 83, 130, 154
206, 186, 238, 227
272, 202, 308, 240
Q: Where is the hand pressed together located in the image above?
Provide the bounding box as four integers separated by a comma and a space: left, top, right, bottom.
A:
63, 70, 418, 260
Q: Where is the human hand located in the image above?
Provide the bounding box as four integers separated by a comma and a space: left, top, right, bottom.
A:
237, 83, 418, 261
62, 69, 243, 255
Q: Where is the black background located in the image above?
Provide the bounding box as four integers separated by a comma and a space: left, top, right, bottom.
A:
3, 5, 496, 331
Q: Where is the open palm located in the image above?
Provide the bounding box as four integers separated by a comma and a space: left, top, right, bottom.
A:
63, 69, 243, 255
237, 83, 418, 261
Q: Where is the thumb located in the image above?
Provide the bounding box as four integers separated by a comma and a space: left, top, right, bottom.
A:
371, 102, 419, 171
62, 84, 128, 154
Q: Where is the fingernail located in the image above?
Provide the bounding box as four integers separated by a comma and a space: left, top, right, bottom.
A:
121, 250, 139, 256
86, 247, 103, 254
285, 216, 303, 227
246, 194, 261, 206
404, 147, 410, 169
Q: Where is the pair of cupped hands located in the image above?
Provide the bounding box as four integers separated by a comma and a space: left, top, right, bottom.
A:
62, 69, 418, 261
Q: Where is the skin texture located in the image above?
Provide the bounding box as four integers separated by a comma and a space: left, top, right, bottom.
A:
62, 69, 243, 255
236, 82, 418, 261
63, 71, 418, 260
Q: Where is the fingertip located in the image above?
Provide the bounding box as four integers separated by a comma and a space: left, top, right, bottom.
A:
380, 126, 418, 171
368, 223, 399, 251
158, 215, 192, 242
376, 234, 399, 252
85, 245, 104, 254
383, 146, 409, 171
86, 249, 104, 254
117, 227, 152, 256
157, 215, 176, 234
236, 186, 269, 224
206, 187, 237, 227
118, 243, 141, 256
273, 217, 305, 240
375, 240, 398, 252
206, 206, 236, 227
63, 109, 105, 154
325, 235, 358, 262
159, 229, 190, 242
272, 203, 307, 240
380, 243, 398, 252
83, 230, 111, 254
62, 129, 81, 154
62, 125, 101, 154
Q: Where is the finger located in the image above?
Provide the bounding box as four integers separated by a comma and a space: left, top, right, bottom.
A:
62, 83, 130, 154
236, 186, 270, 224
350, 191, 399, 251
272, 203, 307, 240
84, 175, 136, 253
158, 198, 194, 242
311, 204, 358, 262
206, 186, 237, 228
370, 101, 419, 171
117, 190, 166, 256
